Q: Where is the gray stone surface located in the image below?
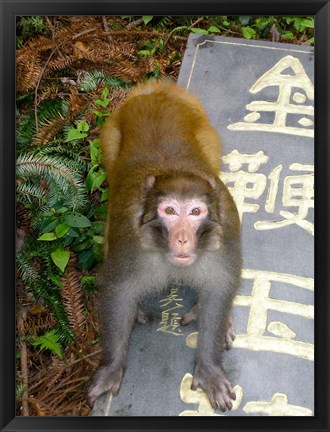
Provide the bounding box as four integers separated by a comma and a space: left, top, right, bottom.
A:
93, 35, 314, 416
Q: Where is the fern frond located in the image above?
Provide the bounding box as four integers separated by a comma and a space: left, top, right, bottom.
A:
16, 247, 41, 286
16, 182, 47, 206
47, 55, 76, 72
33, 115, 66, 145
33, 329, 63, 358
36, 145, 88, 173
16, 153, 87, 211
78, 70, 130, 92
77, 70, 106, 92
16, 51, 43, 92
17, 99, 69, 147
61, 255, 86, 339
24, 310, 57, 334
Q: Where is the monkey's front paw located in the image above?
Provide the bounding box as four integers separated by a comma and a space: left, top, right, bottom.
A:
180, 304, 198, 326
136, 307, 149, 324
192, 364, 236, 411
88, 364, 124, 407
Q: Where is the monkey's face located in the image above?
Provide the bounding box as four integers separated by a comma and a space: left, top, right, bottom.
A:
157, 197, 209, 266
140, 173, 222, 267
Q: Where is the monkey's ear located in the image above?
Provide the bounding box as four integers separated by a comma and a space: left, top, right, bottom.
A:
206, 175, 217, 190
198, 172, 217, 190
145, 175, 156, 189
140, 175, 157, 225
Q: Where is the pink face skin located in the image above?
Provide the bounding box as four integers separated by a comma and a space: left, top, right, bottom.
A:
157, 198, 208, 266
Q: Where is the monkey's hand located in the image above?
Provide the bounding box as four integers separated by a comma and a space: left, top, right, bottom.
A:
191, 363, 236, 411
136, 307, 149, 324
87, 363, 124, 407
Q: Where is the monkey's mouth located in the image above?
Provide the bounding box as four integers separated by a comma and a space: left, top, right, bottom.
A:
171, 254, 196, 266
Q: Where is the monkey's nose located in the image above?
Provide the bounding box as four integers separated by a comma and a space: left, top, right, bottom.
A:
177, 230, 189, 245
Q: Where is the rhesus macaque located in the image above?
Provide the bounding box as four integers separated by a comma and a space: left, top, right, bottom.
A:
88, 81, 241, 411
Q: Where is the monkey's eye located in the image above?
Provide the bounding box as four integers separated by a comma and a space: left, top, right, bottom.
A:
165, 207, 176, 215
190, 208, 201, 216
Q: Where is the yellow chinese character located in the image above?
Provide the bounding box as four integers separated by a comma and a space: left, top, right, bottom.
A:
228, 55, 314, 137
186, 269, 314, 361
255, 164, 314, 235
235, 269, 314, 360
243, 393, 312, 416
220, 150, 269, 221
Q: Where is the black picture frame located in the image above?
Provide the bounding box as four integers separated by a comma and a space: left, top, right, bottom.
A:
1, 1, 329, 431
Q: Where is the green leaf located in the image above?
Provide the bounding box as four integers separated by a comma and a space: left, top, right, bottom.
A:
255, 17, 271, 30
101, 87, 109, 99
207, 25, 220, 33
300, 18, 314, 29
95, 202, 107, 218
93, 235, 104, 244
285, 17, 294, 25
138, 49, 155, 57
55, 223, 70, 238
77, 121, 89, 133
281, 31, 295, 40
239, 16, 252, 26
48, 274, 63, 288
86, 167, 106, 193
72, 239, 90, 252
51, 248, 70, 272
242, 27, 256, 39
64, 212, 92, 228
65, 128, 88, 142
95, 98, 110, 108
294, 18, 302, 31
142, 16, 153, 25
57, 207, 69, 214
81, 275, 96, 285
67, 228, 80, 238
93, 110, 110, 118
42, 220, 58, 233
191, 28, 208, 34
90, 139, 101, 166
101, 189, 108, 202
37, 232, 57, 241
92, 171, 107, 190
92, 221, 105, 234
32, 330, 63, 359
92, 242, 104, 262
78, 248, 95, 271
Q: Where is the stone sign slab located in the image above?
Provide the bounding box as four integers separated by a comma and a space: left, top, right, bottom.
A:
93, 35, 314, 417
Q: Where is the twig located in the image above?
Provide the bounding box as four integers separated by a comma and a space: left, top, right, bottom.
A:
190, 17, 204, 28
20, 342, 29, 416
67, 349, 102, 368
101, 17, 112, 43
72, 27, 97, 40
44, 16, 55, 36
126, 18, 144, 30
216, 24, 242, 37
